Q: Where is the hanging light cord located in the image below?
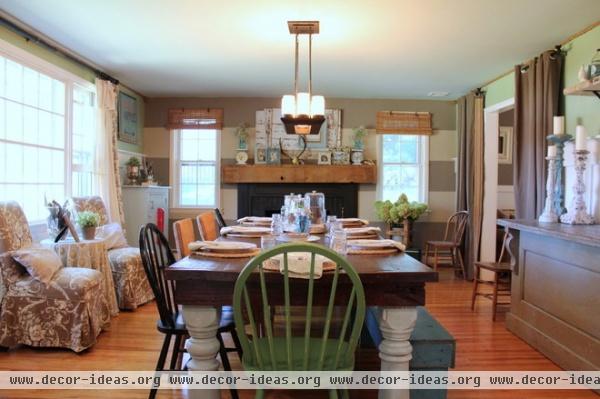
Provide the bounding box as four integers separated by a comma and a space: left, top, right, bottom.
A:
309, 32, 312, 102
294, 33, 299, 111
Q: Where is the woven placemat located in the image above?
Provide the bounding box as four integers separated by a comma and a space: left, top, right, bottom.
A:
345, 234, 380, 240
225, 233, 270, 238
190, 249, 261, 259
347, 248, 399, 255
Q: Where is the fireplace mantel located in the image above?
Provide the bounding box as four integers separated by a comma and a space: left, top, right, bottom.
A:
222, 164, 377, 184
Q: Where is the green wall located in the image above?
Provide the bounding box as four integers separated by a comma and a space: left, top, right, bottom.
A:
563, 26, 600, 136
483, 24, 600, 137
0, 24, 145, 153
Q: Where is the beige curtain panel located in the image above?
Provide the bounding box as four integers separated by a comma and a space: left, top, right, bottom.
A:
456, 92, 484, 279
166, 108, 224, 130
375, 111, 432, 135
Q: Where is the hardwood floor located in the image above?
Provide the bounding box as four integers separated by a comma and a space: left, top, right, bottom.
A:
0, 269, 596, 399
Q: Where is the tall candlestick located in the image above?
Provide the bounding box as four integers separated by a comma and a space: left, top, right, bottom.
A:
553, 116, 564, 136
547, 132, 572, 217
560, 150, 595, 225
539, 151, 558, 223
575, 125, 587, 151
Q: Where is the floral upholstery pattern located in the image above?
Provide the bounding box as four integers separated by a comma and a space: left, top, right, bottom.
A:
71, 196, 154, 310
0, 201, 110, 352
108, 247, 154, 310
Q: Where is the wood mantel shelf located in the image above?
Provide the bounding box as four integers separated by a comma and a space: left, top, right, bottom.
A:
222, 164, 377, 184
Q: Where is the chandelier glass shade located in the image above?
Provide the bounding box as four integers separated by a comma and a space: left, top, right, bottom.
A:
280, 21, 325, 135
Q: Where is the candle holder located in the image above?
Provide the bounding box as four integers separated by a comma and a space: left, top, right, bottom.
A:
547, 134, 572, 217
560, 150, 595, 225
539, 155, 559, 222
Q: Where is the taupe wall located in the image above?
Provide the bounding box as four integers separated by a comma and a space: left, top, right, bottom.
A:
144, 97, 458, 247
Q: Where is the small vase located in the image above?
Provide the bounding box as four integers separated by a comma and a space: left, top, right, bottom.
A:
351, 149, 364, 165
82, 226, 96, 240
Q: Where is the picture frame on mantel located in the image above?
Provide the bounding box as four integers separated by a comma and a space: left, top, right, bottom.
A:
118, 91, 139, 145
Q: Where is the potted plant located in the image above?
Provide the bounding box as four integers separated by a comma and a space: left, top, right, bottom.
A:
77, 211, 100, 240
234, 123, 249, 150
126, 156, 141, 185
375, 194, 428, 247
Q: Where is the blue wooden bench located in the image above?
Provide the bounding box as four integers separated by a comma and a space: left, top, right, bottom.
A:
363, 306, 456, 399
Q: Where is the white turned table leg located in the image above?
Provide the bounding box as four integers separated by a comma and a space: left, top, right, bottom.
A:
378, 307, 418, 399
182, 305, 221, 399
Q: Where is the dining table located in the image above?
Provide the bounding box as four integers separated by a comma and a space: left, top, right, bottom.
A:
166, 234, 438, 399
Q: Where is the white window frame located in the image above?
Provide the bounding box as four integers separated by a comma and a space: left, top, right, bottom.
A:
169, 128, 221, 212
0, 39, 96, 224
376, 134, 429, 204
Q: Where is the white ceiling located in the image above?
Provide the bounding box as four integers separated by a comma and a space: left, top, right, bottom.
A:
1, 0, 599, 99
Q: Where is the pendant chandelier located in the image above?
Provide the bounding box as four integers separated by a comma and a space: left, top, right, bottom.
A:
281, 21, 325, 135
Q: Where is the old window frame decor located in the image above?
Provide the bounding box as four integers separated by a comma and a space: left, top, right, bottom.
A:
376, 111, 432, 135
118, 91, 139, 144
498, 126, 513, 164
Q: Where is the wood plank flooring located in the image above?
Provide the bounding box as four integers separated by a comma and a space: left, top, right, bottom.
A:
0, 269, 596, 399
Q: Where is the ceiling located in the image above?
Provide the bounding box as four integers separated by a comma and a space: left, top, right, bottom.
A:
1, 0, 599, 99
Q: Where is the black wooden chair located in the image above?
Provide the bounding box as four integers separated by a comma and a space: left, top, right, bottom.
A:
139, 223, 242, 399
214, 208, 227, 228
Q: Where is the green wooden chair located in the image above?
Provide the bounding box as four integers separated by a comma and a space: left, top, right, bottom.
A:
233, 242, 366, 399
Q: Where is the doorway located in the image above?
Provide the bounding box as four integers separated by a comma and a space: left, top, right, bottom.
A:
481, 98, 514, 264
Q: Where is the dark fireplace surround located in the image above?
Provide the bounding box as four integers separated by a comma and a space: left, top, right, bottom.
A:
237, 183, 358, 219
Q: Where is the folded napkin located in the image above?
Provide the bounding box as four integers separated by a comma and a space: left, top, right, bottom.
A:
264, 253, 333, 279
220, 226, 271, 235
188, 241, 211, 252
344, 226, 381, 235
348, 239, 406, 252
338, 218, 369, 226
237, 216, 272, 224
188, 240, 257, 252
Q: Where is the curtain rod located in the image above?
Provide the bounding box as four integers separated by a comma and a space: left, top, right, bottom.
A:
479, 19, 600, 90
0, 16, 119, 85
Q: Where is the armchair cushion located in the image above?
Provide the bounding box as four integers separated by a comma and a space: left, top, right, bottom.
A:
96, 223, 128, 250
10, 267, 102, 301
11, 247, 62, 285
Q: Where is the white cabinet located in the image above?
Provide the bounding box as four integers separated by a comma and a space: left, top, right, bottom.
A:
122, 186, 170, 247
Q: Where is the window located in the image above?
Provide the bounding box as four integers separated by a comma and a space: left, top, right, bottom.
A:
171, 129, 220, 208
0, 41, 97, 222
379, 134, 429, 203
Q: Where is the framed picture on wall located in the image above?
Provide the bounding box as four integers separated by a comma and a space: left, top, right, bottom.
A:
118, 91, 139, 144
498, 126, 513, 164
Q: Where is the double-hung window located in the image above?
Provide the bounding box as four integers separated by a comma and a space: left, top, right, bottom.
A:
171, 129, 220, 208
0, 40, 97, 223
379, 134, 429, 203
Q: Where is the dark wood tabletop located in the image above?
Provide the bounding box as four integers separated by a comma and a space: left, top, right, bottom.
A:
166, 235, 438, 307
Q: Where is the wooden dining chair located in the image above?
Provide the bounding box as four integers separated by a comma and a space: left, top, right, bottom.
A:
423, 211, 469, 277
233, 243, 366, 399
471, 230, 514, 321
173, 218, 195, 258
139, 223, 242, 399
196, 211, 220, 241
214, 208, 227, 229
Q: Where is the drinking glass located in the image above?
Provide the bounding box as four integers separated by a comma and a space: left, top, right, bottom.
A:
271, 214, 283, 236
261, 234, 277, 250
326, 215, 338, 235
329, 229, 347, 255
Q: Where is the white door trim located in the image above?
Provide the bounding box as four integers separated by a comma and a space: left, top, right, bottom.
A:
481, 98, 515, 263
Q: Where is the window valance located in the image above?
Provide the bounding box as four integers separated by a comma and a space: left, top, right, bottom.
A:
167, 108, 224, 130
376, 111, 432, 135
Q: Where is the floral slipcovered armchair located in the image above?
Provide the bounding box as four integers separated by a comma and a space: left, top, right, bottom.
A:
0, 201, 110, 352
71, 196, 154, 310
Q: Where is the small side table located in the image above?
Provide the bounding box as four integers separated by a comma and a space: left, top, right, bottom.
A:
41, 238, 119, 317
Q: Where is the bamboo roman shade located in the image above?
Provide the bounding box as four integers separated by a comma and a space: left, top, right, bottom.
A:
376, 111, 432, 135
167, 108, 223, 130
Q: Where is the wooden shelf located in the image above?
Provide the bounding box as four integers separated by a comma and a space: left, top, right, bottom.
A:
222, 163, 377, 184
563, 76, 600, 98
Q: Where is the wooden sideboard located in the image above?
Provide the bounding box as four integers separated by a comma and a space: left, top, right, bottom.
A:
498, 219, 600, 371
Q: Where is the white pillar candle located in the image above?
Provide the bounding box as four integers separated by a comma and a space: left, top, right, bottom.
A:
575, 125, 588, 151
548, 145, 557, 157
553, 116, 565, 135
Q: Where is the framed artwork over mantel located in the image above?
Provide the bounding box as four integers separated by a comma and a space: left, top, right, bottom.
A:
118, 91, 139, 145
